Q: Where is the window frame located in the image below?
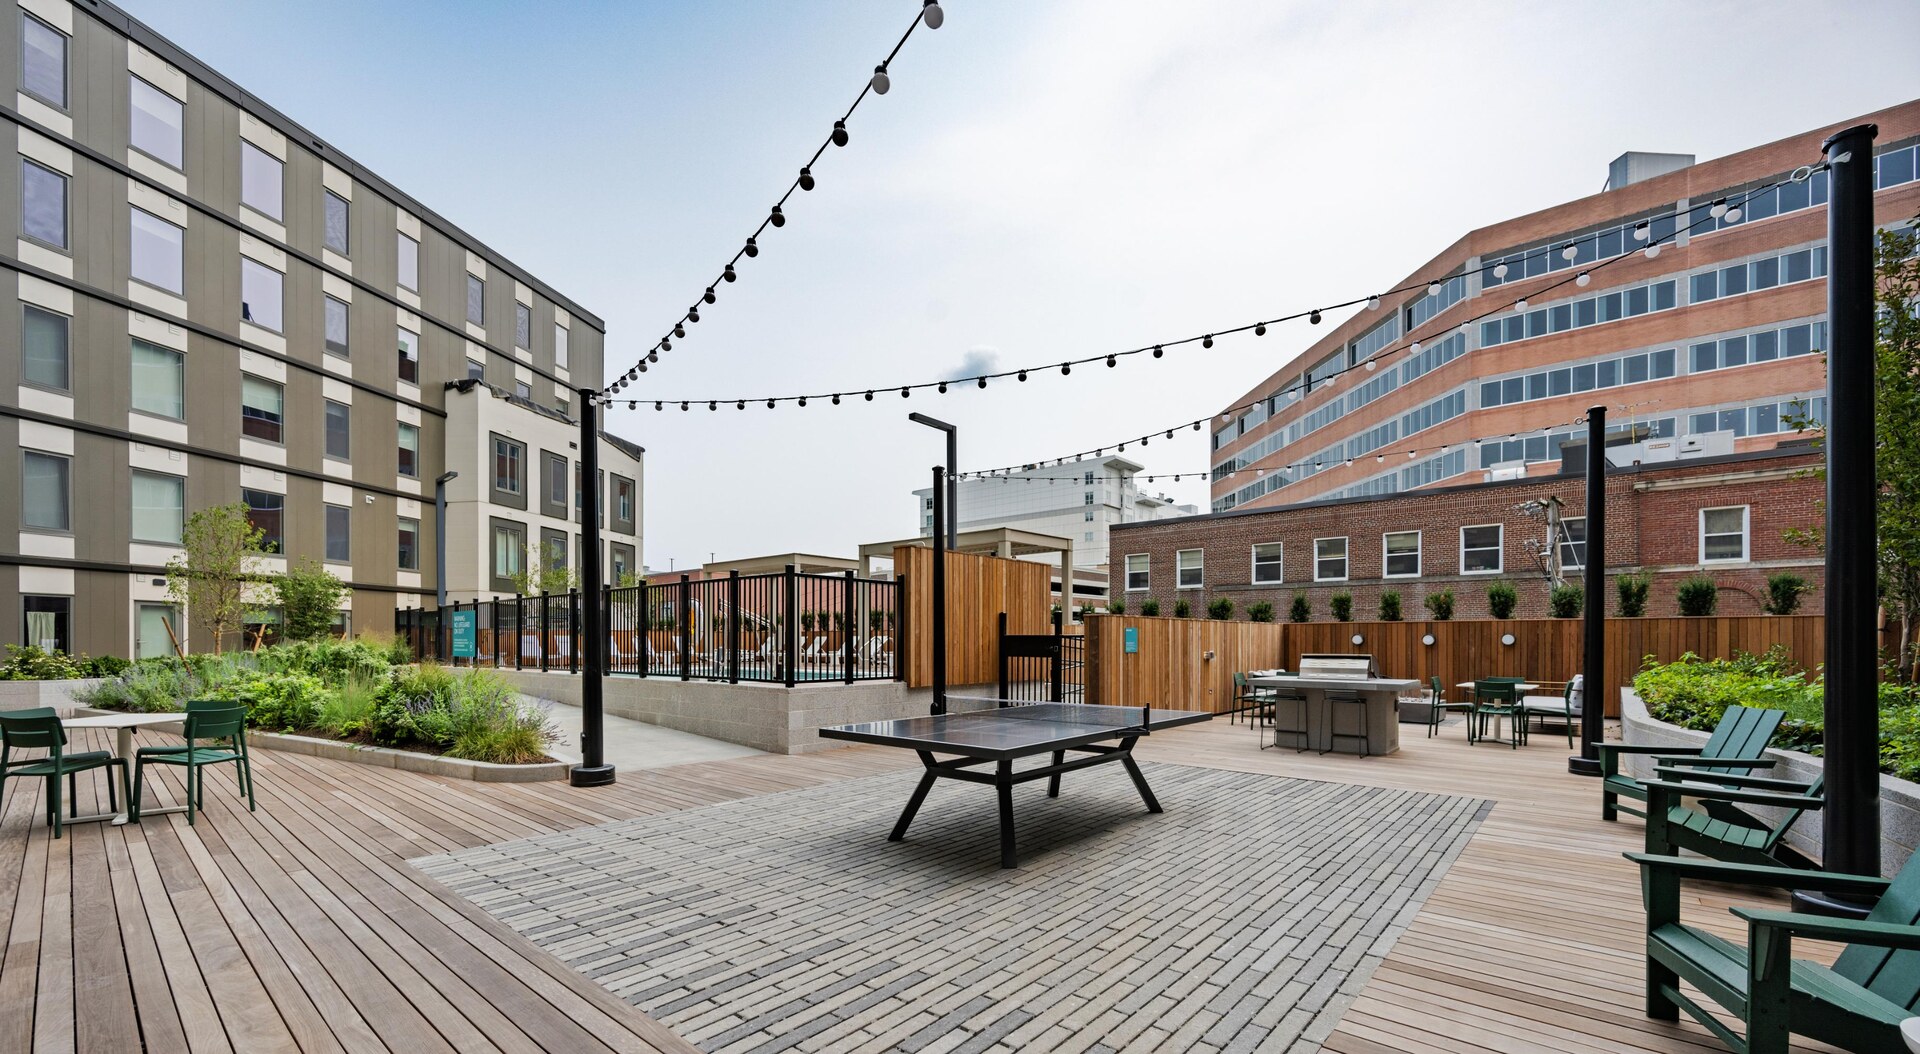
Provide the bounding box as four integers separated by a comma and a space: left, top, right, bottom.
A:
397, 232, 419, 291
21, 303, 69, 392
323, 190, 349, 255
240, 139, 284, 221
243, 488, 284, 554
324, 503, 351, 563
19, 12, 66, 110
1313, 536, 1348, 582
490, 518, 527, 592
323, 399, 351, 461
554, 324, 568, 369
240, 375, 285, 444
22, 449, 70, 532
396, 422, 420, 478
21, 595, 70, 654
1250, 542, 1284, 585
1382, 530, 1422, 579
466, 273, 485, 326
491, 433, 526, 504
1460, 523, 1504, 575
1699, 505, 1751, 564
1176, 548, 1205, 590
1558, 516, 1587, 571
397, 516, 421, 571
130, 469, 185, 544
514, 302, 531, 349
130, 338, 185, 419
20, 157, 67, 250
240, 255, 284, 332
129, 74, 184, 170
1124, 553, 1150, 592
397, 327, 419, 385
130, 206, 185, 294
323, 295, 350, 357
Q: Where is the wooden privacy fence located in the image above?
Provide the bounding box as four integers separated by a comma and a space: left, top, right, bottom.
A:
1081, 614, 1824, 716
896, 546, 1053, 688
1083, 616, 1290, 714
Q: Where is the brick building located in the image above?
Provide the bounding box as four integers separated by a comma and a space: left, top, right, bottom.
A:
1113, 446, 1822, 620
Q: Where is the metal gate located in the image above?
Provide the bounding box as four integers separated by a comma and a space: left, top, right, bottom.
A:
996, 612, 1085, 703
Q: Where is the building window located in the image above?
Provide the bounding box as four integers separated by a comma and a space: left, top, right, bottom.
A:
131, 339, 184, 418
397, 516, 420, 571
1251, 542, 1284, 584
1314, 537, 1348, 582
324, 400, 350, 460
22, 596, 69, 653
1383, 531, 1421, 578
515, 303, 530, 349
397, 328, 419, 384
1084, 508, 1095, 522
1700, 506, 1749, 563
240, 140, 283, 220
1461, 524, 1503, 574
492, 522, 525, 582
325, 504, 350, 562
135, 603, 177, 660
131, 207, 184, 293
243, 489, 283, 553
20, 158, 66, 249
397, 422, 419, 478
465, 274, 485, 325
20, 13, 65, 108
1124, 554, 1149, 592
1176, 549, 1204, 589
397, 232, 419, 291
322, 295, 349, 357
1558, 516, 1587, 570
514, 380, 531, 400
22, 304, 68, 391
546, 453, 567, 507
241, 256, 283, 331
131, 471, 184, 544
241, 376, 284, 442
130, 76, 183, 168
494, 436, 524, 494
323, 190, 349, 254
616, 478, 635, 521
22, 450, 69, 530
554, 324, 569, 369
466, 358, 484, 381
1084, 491, 1094, 505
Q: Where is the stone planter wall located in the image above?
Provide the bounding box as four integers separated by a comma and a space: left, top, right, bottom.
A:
1620, 687, 1920, 876
0, 678, 105, 714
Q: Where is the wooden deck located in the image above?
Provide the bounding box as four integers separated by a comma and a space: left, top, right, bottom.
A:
0, 717, 1835, 1053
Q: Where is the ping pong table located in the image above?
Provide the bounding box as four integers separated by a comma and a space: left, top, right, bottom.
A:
819, 701, 1212, 868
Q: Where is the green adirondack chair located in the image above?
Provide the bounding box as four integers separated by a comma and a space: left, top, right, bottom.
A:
1629, 849, 1920, 1053
1644, 769, 1824, 868
130, 703, 254, 825
0, 707, 129, 838
1596, 704, 1786, 821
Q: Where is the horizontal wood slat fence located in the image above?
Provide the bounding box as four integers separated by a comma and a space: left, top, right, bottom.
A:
897, 546, 1053, 689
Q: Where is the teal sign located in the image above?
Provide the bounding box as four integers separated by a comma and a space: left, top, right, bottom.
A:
1124, 627, 1138, 654
450, 609, 477, 658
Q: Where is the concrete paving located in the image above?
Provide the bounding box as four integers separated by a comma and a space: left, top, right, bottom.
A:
530, 695, 767, 770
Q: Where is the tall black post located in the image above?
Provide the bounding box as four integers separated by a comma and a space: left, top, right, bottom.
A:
909, 414, 958, 549
1801, 123, 1881, 906
570, 387, 614, 787
1569, 405, 1607, 776
931, 466, 948, 715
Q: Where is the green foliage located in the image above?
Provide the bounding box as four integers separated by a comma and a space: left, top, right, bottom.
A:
0, 644, 85, 680
1288, 594, 1311, 623
373, 665, 556, 763
510, 539, 576, 596
1763, 572, 1810, 615
1173, 599, 1192, 619
1108, 599, 1126, 615
1634, 649, 1823, 749
1139, 598, 1160, 617
869, 609, 888, 633
166, 502, 269, 653
1078, 604, 1095, 622
1615, 572, 1651, 617
1423, 589, 1455, 621
85, 655, 133, 678
258, 638, 393, 687
1378, 592, 1402, 621
1549, 584, 1584, 618
1676, 574, 1719, 616
277, 560, 346, 642
1206, 597, 1234, 621
800, 610, 817, 632
1486, 581, 1518, 619
208, 669, 328, 732
1247, 601, 1275, 623
1330, 593, 1353, 622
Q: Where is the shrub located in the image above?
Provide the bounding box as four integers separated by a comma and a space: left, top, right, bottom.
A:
1615, 572, 1651, 617
1677, 575, 1719, 616
1486, 581, 1518, 619
1378, 592, 1402, 621
1549, 584, 1584, 618
210, 670, 328, 732
1289, 594, 1311, 623
1139, 598, 1160, 617
1424, 589, 1455, 621
1763, 572, 1810, 615
1330, 593, 1353, 622
1108, 599, 1126, 615
1247, 601, 1275, 623
1078, 604, 1095, 622
0, 645, 86, 680
1206, 597, 1234, 621
1173, 599, 1192, 619
277, 559, 347, 642
84, 655, 133, 678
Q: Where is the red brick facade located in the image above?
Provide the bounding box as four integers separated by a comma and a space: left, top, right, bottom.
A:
1112, 449, 1823, 620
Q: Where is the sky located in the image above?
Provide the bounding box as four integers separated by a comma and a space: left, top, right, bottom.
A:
127, 0, 1920, 572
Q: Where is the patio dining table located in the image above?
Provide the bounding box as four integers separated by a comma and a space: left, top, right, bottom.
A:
59, 712, 191, 826
1454, 682, 1540, 742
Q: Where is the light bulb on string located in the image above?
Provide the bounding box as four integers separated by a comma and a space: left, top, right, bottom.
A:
1364, 359, 1376, 372
1202, 335, 1213, 348
1493, 262, 1509, 278
1514, 298, 1528, 311
1061, 363, 1071, 375
864, 391, 873, 401
680, 401, 689, 411
1724, 205, 1742, 222
736, 400, 745, 410
831, 120, 849, 147
1576, 272, 1591, 287
1367, 296, 1380, 311
921, 1, 944, 28
662, 338, 672, 351
703, 287, 716, 304
831, 394, 841, 405
938, 382, 947, 393
1018, 370, 1028, 381
673, 323, 685, 338
1309, 309, 1322, 324
798, 167, 815, 191
901, 387, 910, 398
798, 397, 807, 407
1560, 244, 1578, 261
767, 399, 775, 409
1106, 355, 1117, 367
1254, 323, 1266, 336
744, 237, 759, 258
870, 64, 890, 94
654, 401, 663, 411
1411, 340, 1421, 353
977, 377, 987, 389
769, 205, 785, 227
1644, 243, 1661, 259
1633, 222, 1649, 241
1710, 199, 1728, 218
688, 306, 699, 323
1427, 281, 1442, 295
723, 264, 736, 282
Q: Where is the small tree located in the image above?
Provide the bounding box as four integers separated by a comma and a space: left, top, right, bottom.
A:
1762, 572, 1810, 615
1173, 599, 1192, 619
1424, 589, 1455, 621
1486, 581, 1518, 619
1676, 575, 1719, 617
1616, 572, 1651, 617
511, 539, 575, 595
1247, 600, 1275, 623
1548, 583, 1584, 618
1139, 598, 1160, 617
166, 502, 268, 654
869, 609, 887, 633
1206, 597, 1234, 621
800, 610, 817, 633
1378, 591, 1403, 621
1289, 593, 1311, 623
1330, 593, 1353, 622
278, 560, 347, 641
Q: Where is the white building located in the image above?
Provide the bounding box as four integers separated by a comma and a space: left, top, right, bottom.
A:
914, 455, 1197, 572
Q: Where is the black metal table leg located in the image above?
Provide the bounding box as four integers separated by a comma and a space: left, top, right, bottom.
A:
888, 750, 940, 842
996, 759, 1017, 868
1115, 737, 1162, 813
1047, 750, 1064, 797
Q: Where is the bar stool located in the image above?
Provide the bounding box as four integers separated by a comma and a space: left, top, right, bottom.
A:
1324, 689, 1369, 757
1263, 685, 1310, 752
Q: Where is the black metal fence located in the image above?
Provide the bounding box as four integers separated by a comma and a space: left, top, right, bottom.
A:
396, 566, 900, 686
996, 611, 1085, 703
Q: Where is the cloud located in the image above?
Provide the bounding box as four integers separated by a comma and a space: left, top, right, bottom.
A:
951, 345, 999, 380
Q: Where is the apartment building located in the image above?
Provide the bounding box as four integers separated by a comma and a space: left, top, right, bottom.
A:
1209, 99, 1920, 513
2, 0, 641, 657
914, 454, 1198, 571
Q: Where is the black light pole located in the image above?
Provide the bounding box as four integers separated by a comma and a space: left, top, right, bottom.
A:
433, 470, 458, 609
1569, 406, 1607, 776
1799, 123, 1880, 909
570, 386, 615, 788
931, 465, 948, 715
909, 413, 958, 548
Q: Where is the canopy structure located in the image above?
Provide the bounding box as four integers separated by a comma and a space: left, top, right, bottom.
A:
858, 527, 1077, 601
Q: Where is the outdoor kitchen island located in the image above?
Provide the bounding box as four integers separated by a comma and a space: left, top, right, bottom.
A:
1249, 655, 1414, 756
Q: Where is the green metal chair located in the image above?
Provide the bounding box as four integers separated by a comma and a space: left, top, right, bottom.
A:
1230, 671, 1275, 726
0, 707, 129, 839
1423, 676, 1460, 738
130, 703, 254, 825
1467, 681, 1523, 748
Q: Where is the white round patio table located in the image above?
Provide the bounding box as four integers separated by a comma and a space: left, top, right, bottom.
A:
60, 712, 191, 825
